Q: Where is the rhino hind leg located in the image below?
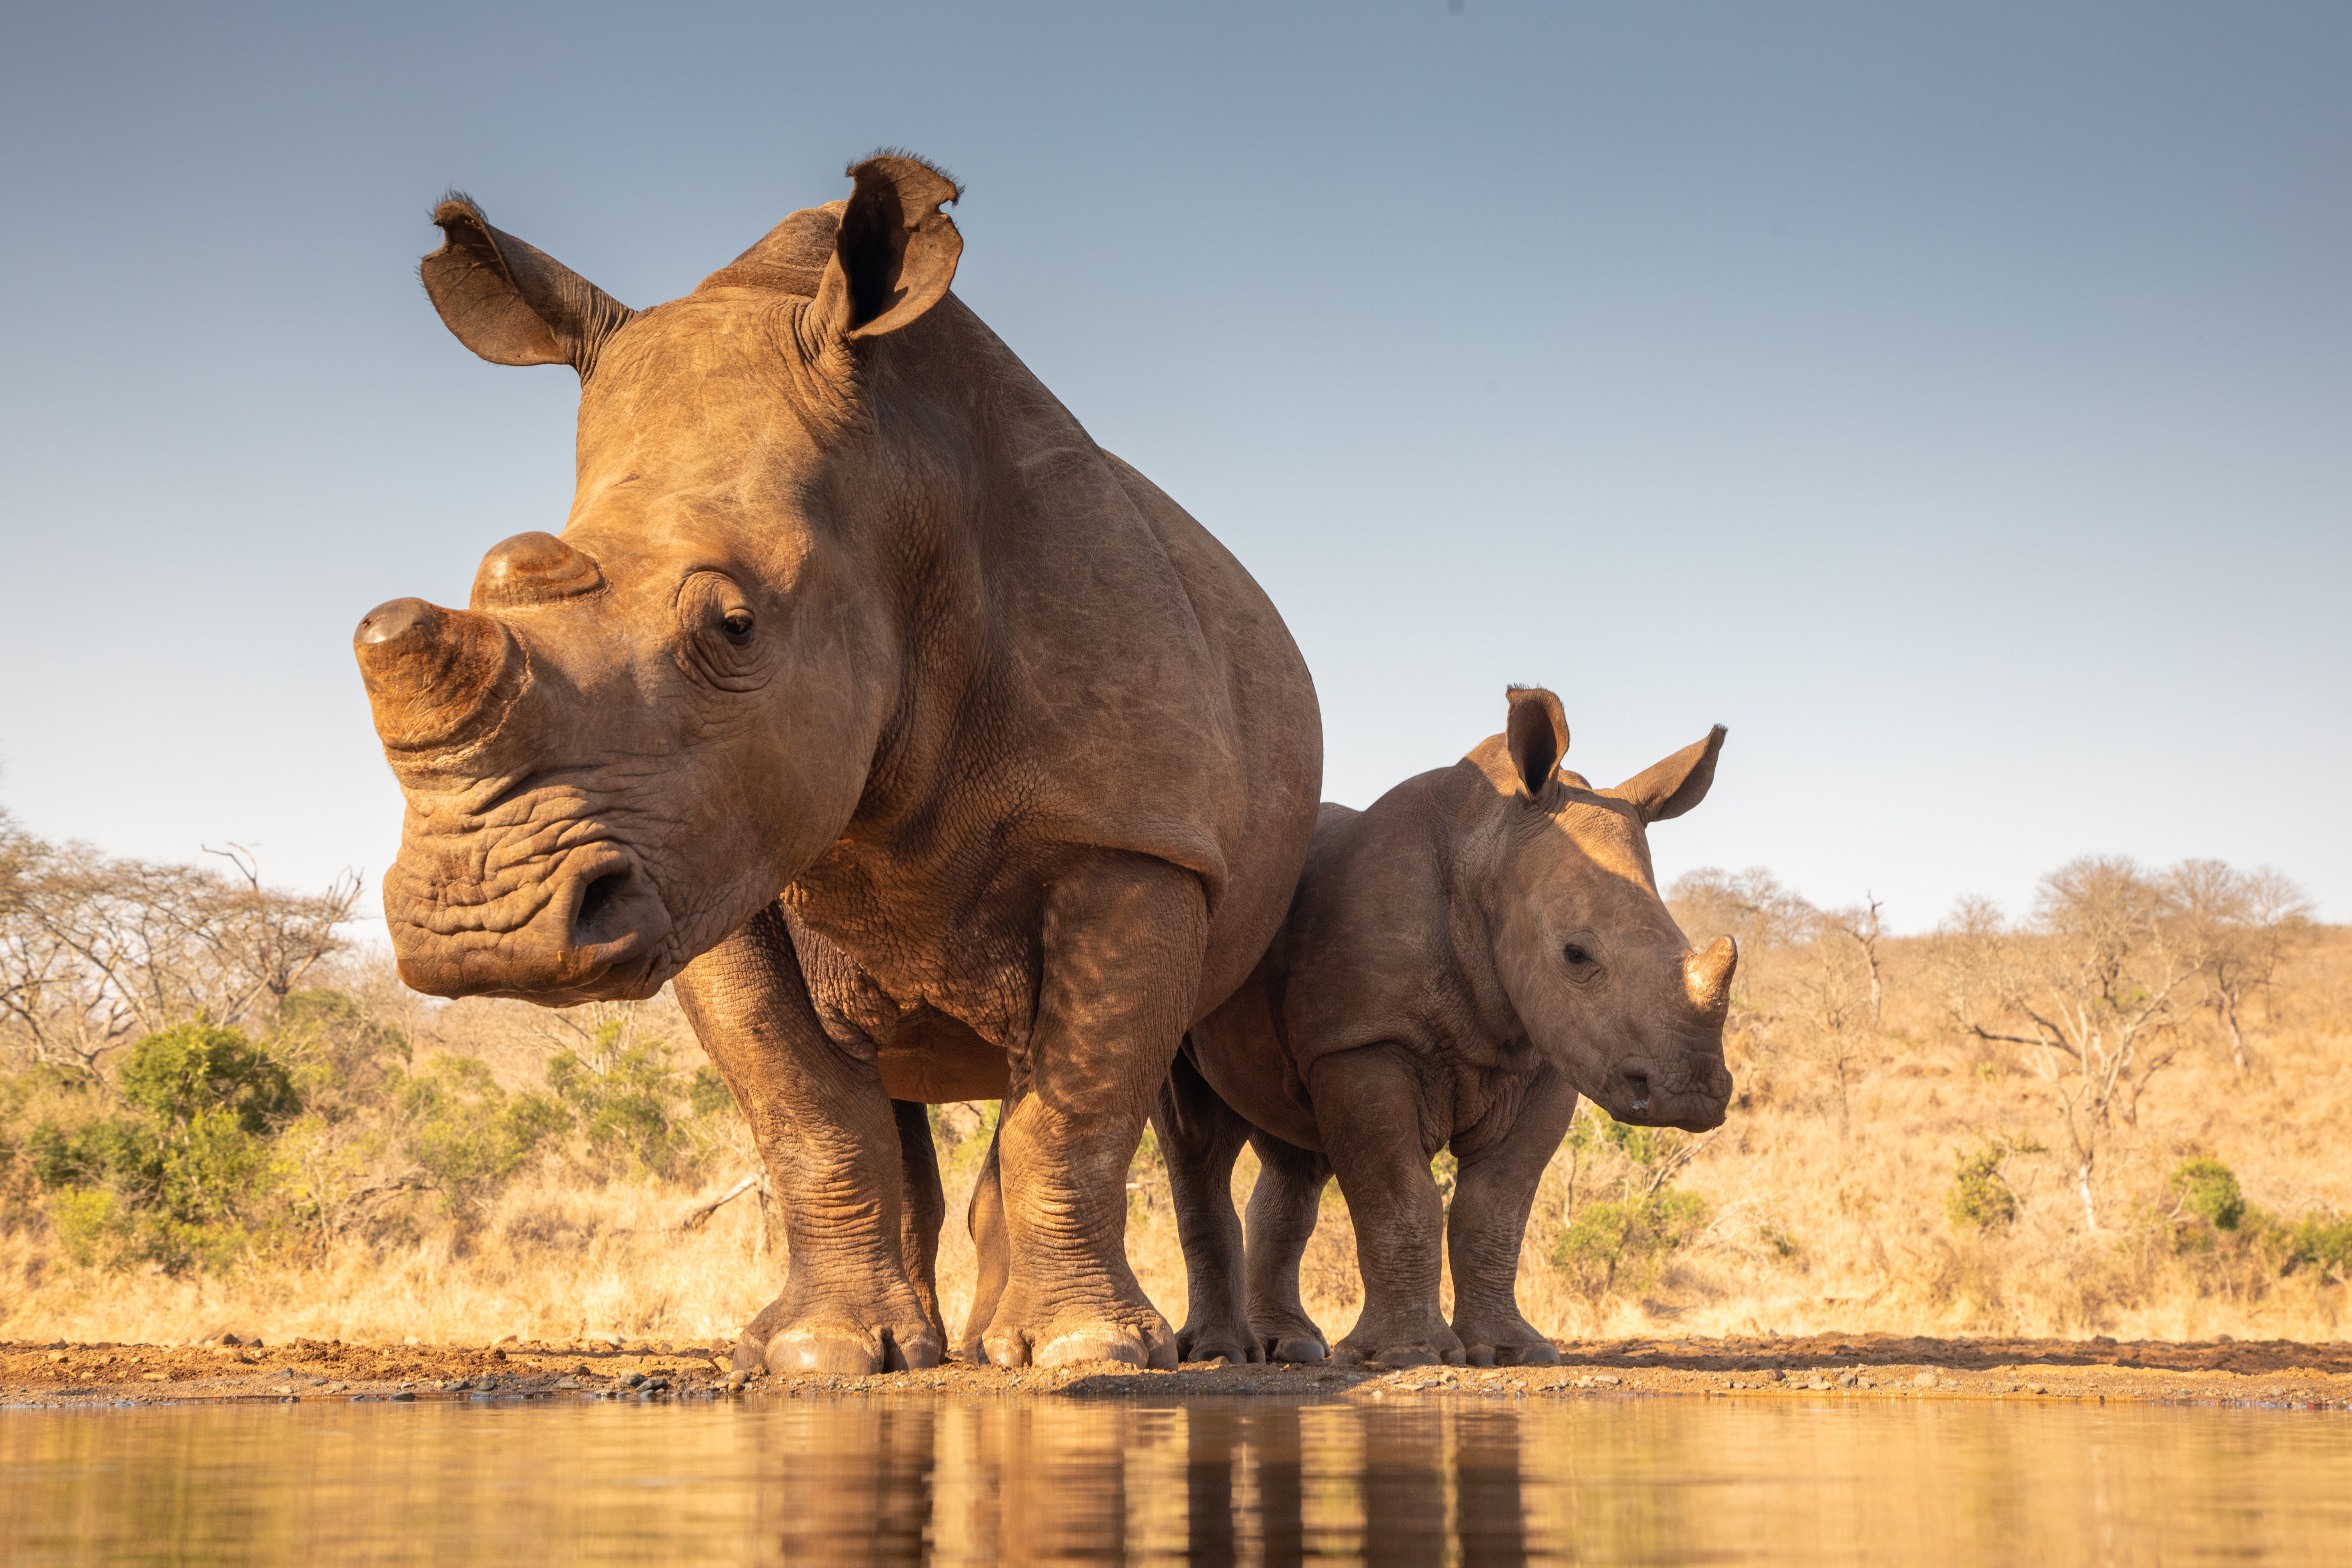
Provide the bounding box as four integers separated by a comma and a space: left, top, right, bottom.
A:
1242, 1131, 1331, 1363
1446, 1067, 1578, 1368
1152, 1045, 1262, 1364
976, 857, 1204, 1372
677, 909, 944, 1378
956, 1130, 1008, 1363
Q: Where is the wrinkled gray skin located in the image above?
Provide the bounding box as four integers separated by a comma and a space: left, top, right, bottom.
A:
1154, 687, 1735, 1368
353, 155, 1321, 1374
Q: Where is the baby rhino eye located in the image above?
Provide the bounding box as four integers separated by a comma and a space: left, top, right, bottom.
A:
1564, 943, 1592, 967
721, 609, 754, 645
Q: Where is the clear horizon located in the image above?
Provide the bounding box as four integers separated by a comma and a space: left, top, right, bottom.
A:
2, 2, 2345, 935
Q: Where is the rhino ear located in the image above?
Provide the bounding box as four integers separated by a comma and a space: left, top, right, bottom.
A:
812, 153, 964, 342
421, 195, 637, 375
1611, 726, 1727, 824
1505, 686, 1570, 800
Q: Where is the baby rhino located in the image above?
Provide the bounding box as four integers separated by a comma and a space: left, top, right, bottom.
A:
1156, 687, 1736, 1368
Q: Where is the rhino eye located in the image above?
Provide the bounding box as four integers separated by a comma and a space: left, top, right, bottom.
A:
1564, 943, 1592, 967
721, 609, 754, 645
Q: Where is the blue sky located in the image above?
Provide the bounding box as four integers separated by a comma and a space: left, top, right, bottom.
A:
2, 1, 2346, 931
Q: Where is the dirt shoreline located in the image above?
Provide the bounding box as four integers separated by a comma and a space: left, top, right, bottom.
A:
5, 1333, 2346, 1410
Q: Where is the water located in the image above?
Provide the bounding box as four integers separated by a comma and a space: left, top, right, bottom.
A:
2, 1393, 2346, 1564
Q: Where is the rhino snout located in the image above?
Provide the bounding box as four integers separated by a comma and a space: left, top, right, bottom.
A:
388, 842, 675, 1003
1605, 1051, 1733, 1133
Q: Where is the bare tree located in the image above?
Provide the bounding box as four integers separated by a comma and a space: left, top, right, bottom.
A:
0, 830, 360, 1073
1838, 893, 1886, 1025
1940, 858, 2200, 1230
2163, 860, 2312, 1073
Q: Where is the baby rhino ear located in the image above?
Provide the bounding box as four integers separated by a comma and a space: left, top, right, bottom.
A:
1505, 686, 1570, 798
1611, 726, 1728, 823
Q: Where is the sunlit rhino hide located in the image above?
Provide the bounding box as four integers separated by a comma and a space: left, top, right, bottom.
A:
1156, 688, 1734, 1368
353, 154, 1322, 1375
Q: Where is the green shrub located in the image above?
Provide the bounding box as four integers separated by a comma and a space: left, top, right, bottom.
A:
547, 1024, 695, 1180
2170, 1157, 2246, 1231
2288, 1214, 2352, 1277
1948, 1141, 2019, 1230
1552, 1189, 1708, 1299
27, 1022, 298, 1272
687, 1065, 733, 1120
393, 1056, 566, 1211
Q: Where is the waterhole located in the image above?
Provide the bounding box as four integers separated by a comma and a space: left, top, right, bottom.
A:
1, 1394, 2344, 1563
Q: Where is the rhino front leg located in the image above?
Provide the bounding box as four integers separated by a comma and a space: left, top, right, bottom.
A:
676, 905, 944, 1377
979, 855, 1203, 1372
1312, 1044, 1463, 1368
1152, 1044, 1259, 1363
1447, 1067, 1576, 1367
1242, 1131, 1332, 1363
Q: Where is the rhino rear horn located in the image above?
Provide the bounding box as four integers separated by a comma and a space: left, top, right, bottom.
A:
421, 194, 637, 376
814, 153, 963, 341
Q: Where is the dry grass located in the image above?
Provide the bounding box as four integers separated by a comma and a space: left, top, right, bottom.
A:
4, 931, 2347, 1350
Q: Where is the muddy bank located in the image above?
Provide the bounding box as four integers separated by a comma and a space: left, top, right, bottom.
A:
3, 1332, 2346, 1409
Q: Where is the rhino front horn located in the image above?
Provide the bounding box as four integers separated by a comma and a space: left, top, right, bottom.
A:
1683, 935, 1737, 1021
353, 598, 525, 755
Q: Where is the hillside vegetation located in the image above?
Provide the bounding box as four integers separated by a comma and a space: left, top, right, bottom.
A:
3, 803, 2344, 1348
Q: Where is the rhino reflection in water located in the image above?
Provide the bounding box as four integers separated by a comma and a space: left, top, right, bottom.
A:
353, 154, 1321, 1374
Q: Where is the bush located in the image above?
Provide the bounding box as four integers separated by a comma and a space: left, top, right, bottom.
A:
2287, 1214, 2352, 1278
1946, 1134, 2045, 1231
2170, 1157, 2246, 1231
393, 1056, 567, 1212
547, 1023, 697, 1180
27, 1022, 299, 1272
1949, 1141, 2019, 1230
1552, 1189, 1708, 1300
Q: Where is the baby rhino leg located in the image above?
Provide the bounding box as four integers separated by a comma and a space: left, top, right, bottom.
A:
1153, 1046, 1260, 1364
1447, 1066, 1577, 1367
1243, 1132, 1331, 1363
1313, 1044, 1462, 1368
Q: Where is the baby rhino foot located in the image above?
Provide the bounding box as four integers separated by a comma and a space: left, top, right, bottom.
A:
1250, 1311, 1329, 1364
1455, 1314, 1563, 1368
1177, 1319, 1265, 1366
1334, 1312, 1465, 1370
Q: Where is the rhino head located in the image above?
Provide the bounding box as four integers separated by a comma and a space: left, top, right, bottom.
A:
1466, 687, 1736, 1132
353, 155, 965, 1004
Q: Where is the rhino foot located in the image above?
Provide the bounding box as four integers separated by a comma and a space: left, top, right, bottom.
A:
734, 1287, 943, 1378
1334, 1308, 1466, 1370
1177, 1320, 1265, 1366
1266, 1334, 1328, 1365
1454, 1313, 1563, 1368
983, 1312, 1179, 1371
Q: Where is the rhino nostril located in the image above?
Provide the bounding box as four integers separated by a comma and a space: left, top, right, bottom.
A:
1625, 1070, 1652, 1114
576, 870, 629, 939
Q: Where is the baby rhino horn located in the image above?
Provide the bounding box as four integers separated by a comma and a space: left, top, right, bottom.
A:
1683, 936, 1737, 1022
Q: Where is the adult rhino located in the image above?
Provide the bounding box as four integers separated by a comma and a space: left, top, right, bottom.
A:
353, 154, 1322, 1374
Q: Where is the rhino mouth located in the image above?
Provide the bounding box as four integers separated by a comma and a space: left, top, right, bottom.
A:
1603, 1052, 1733, 1132
386, 836, 677, 1003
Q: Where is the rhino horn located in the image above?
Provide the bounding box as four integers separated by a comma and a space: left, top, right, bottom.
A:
353, 598, 526, 756
470, 532, 604, 610
1683, 935, 1737, 1022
